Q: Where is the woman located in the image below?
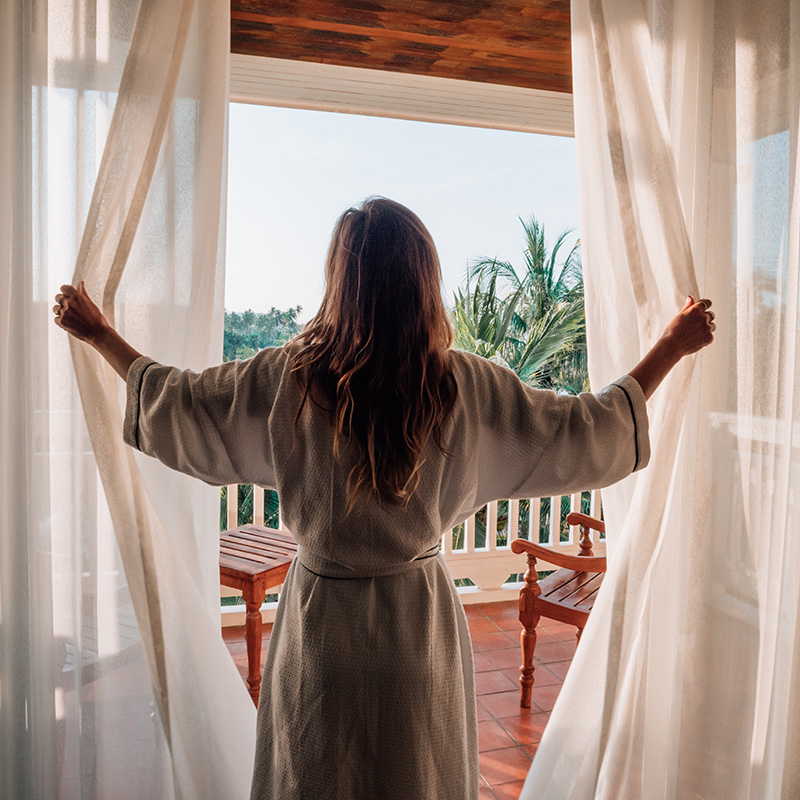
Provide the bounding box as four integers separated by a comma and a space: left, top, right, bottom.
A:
54, 197, 715, 799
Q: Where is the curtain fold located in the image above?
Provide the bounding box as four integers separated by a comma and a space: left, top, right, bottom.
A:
521, 1, 800, 798
1, 1, 35, 795
1, 1, 256, 798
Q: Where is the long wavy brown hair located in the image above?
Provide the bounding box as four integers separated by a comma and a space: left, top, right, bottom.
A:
288, 197, 458, 509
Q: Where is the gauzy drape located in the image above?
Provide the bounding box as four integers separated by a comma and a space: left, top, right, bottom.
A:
522, 0, 800, 798
0, 1, 256, 799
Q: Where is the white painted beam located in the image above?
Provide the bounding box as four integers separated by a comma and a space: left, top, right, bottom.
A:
230, 54, 574, 137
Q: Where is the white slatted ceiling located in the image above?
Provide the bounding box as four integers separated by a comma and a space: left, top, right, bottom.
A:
230, 54, 574, 137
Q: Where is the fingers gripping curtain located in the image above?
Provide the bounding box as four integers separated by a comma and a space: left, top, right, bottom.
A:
1, 1, 256, 798
521, 1, 800, 798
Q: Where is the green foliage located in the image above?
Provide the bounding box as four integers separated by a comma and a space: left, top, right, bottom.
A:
219, 484, 280, 532
452, 216, 589, 393
223, 306, 303, 362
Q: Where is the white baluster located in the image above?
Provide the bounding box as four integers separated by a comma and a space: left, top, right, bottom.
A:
226, 484, 238, 530
487, 501, 498, 551
509, 498, 520, 544
569, 492, 581, 544
466, 512, 476, 553
549, 496, 559, 546
529, 498, 540, 543
253, 485, 265, 526
441, 528, 451, 555
591, 489, 602, 537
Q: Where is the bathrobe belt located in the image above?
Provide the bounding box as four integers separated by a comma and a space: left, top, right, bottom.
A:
297, 543, 442, 580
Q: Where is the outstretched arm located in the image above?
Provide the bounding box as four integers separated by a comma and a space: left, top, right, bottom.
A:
628, 296, 716, 400
54, 282, 280, 487
54, 282, 142, 379
452, 295, 716, 513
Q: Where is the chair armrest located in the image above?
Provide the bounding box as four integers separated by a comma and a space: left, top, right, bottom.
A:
510, 538, 607, 573
566, 512, 605, 534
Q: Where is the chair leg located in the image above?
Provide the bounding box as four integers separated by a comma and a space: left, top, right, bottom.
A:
519, 553, 542, 708
242, 583, 264, 707
519, 613, 541, 708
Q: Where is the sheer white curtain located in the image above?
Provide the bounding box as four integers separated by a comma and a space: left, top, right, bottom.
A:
522, 1, 800, 798
0, 1, 256, 799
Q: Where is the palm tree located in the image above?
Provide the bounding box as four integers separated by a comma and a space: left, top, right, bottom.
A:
451, 263, 524, 368
453, 215, 588, 393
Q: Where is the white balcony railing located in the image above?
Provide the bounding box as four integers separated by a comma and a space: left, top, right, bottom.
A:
440, 491, 604, 604
220, 486, 604, 624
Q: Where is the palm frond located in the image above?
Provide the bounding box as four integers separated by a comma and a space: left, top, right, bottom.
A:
515, 304, 586, 383
467, 257, 521, 290
452, 214, 587, 394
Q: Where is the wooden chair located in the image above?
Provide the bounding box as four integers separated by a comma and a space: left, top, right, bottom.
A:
219, 524, 298, 706
510, 512, 606, 707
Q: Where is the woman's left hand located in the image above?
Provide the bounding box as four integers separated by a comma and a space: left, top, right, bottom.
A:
54, 282, 110, 344
660, 296, 716, 357
628, 295, 716, 400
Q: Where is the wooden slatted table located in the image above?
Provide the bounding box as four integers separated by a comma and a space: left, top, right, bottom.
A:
220, 524, 298, 706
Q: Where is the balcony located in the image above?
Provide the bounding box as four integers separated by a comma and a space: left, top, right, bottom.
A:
220, 485, 605, 625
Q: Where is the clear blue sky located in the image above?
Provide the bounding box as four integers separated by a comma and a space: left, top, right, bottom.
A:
226, 103, 579, 321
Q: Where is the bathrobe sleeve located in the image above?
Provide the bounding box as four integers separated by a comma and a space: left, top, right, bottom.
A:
123, 348, 286, 488
448, 353, 650, 518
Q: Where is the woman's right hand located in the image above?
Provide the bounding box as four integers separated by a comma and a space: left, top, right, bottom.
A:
53, 282, 143, 380
54, 282, 110, 345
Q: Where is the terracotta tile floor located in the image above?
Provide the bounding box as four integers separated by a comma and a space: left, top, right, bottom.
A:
222, 599, 576, 799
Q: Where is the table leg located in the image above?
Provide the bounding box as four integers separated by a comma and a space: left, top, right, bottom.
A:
243, 580, 265, 707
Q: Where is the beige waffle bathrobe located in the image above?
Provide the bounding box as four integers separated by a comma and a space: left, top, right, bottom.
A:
124, 347, 650, 800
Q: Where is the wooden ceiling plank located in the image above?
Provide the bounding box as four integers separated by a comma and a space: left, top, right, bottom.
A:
232, 0, 570, 30
230, 12, 570, 62
231, 1, 572, 94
